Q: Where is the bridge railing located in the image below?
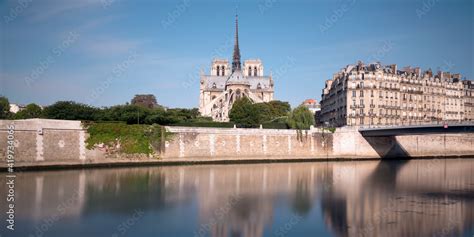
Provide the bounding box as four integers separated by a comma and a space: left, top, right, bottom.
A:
360, 120, 474, 129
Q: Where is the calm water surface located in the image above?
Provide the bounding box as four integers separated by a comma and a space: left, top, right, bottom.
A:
1, 159, 474, 237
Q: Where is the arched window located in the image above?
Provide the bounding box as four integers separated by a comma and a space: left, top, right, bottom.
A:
216, 66, 220, 76
248, 66, 252, 76
257, 83, 262, 90
221, 66, 225, 76
254, 66, 258, 76
236, 89, 241, 100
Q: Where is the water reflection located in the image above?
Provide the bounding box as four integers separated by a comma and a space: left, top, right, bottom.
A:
1, 159, 473, 237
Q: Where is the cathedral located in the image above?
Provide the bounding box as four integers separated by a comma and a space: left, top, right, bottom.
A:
199, 15, 275, 122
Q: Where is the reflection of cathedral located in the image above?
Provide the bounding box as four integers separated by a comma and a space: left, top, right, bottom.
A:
199, 15, 274, 122
8, 161, 474, 237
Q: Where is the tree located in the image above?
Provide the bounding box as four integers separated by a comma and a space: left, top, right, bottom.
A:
229, 98, 293, 127
43, 101, 99, 121
0, 96, 11, 119
287, 106, 314, 129
97, 105, 153, 124
131, 94, 159, 109
229, 97, 261, 127
13, 103, 42, 119
267, 100, 291, 118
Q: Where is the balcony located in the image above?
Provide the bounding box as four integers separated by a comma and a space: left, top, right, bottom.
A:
350, 105, 365, 109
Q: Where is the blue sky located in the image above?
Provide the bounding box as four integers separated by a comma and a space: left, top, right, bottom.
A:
0, 0, 473, 108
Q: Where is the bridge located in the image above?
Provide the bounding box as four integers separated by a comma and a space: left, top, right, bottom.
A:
359, 123, 474, 137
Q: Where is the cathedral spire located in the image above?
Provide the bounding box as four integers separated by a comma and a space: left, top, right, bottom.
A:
232, 14, 241, 73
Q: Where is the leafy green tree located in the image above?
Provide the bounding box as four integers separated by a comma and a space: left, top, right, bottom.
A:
0, 96, 11, 119
97, 105, 153, 124
165, 108, 201, 123
43, 101, 99, 121
13, 103, 42, 119
287, 106, 314, 129
267, 100, 291, 118
252, 102, 273, 123
230, 98, 293, 127
229, 97, 261, 127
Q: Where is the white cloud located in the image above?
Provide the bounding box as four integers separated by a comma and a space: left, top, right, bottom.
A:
27, 0, 104, 22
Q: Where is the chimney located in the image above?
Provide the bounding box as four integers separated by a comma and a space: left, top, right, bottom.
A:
414, 67, 421, 76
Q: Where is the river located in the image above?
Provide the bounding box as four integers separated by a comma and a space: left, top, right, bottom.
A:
1, 159, 474, 237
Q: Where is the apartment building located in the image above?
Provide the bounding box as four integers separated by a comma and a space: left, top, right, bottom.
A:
320, 62, 473, 127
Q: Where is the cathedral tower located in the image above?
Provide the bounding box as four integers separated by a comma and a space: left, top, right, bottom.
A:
199, 15, 275, 122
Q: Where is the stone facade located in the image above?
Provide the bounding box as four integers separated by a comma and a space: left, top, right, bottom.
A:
163, 126, 330, 159
320, 62, 474, 127
163, 126, 474, 159
199, 16, 274, 122
1, 119, 473, 164
0, 119, 101, 162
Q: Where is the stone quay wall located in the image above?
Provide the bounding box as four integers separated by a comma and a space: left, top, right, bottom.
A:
163, 126, 474, 159
0, 119, 473, 165
162, 126, 332, 159
0, 119, 102, 163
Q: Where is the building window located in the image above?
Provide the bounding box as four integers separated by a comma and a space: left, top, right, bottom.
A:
254, 66, 258, 76
216, 66, 220, 76
371, 90, 374, 97
360, 91, 364, 97
352, 91, 356, 97
221, 66, 225, 76
248, 66, 252, 76
236, 89, 242, 100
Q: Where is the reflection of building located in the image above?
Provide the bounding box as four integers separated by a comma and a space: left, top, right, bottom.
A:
7, 160, 474, 237
199, 15, 274, 122
321, 159, 474, 237
320, 61, 474, 127
301, 99, 321, 114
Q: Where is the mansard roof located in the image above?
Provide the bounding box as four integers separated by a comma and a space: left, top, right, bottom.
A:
226, 69, 249, 86
202, 74, 272, 91
339, 61, 468, 83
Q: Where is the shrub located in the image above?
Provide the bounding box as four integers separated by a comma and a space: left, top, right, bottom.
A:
85, 123, 171, 155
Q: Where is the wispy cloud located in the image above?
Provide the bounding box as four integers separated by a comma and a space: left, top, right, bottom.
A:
79, 37, 145, 57
26, 0, 104, 22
